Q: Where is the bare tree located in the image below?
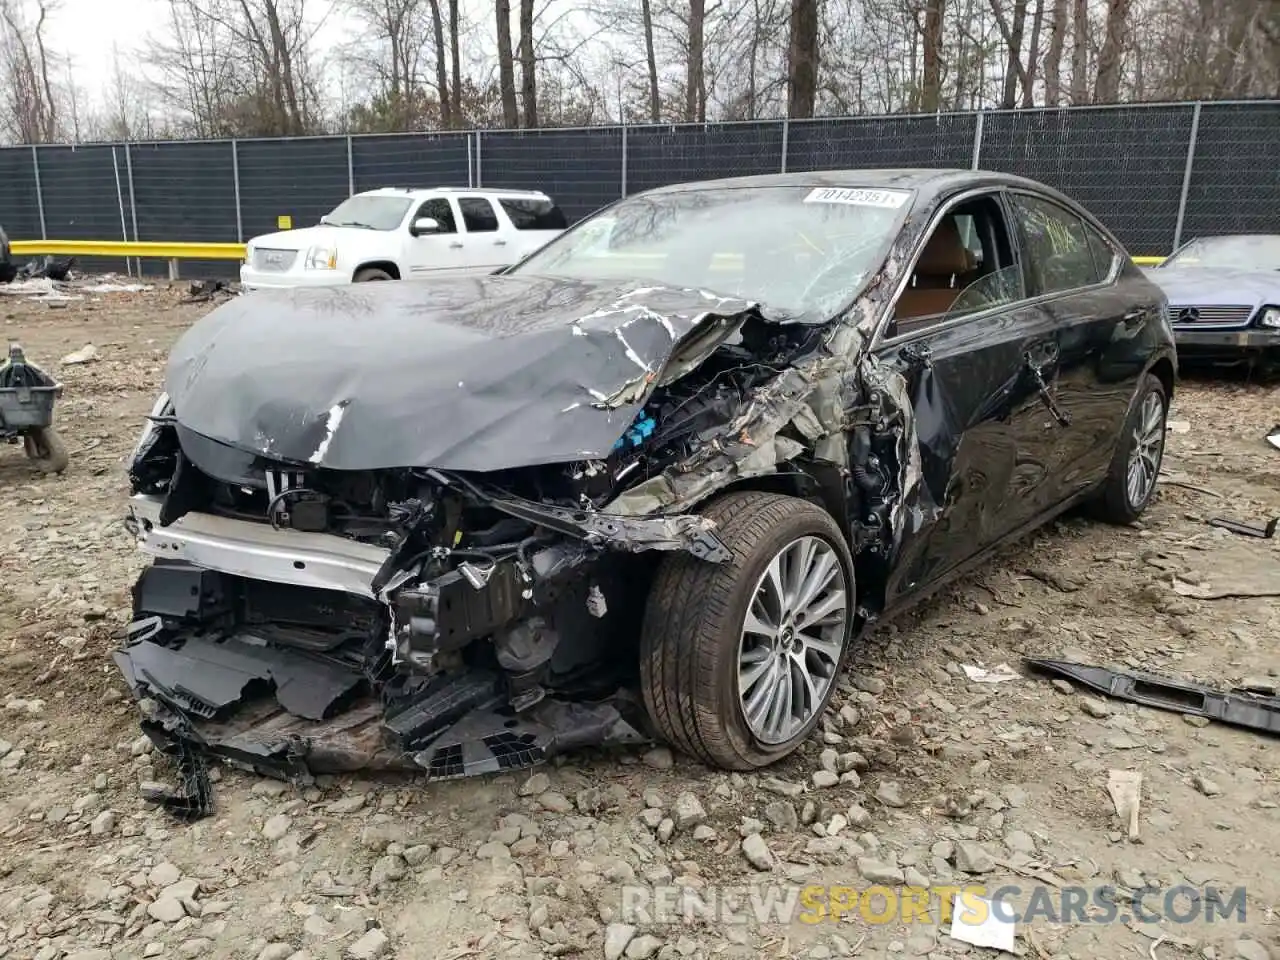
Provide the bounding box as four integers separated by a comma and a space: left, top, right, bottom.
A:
496, 0, 519, 126
1021, 0, 1045, 106
0, 0, 60, 143
920, 0, 946, 111
641, 0, 660, 120
518, 0, 537, 126
1069, 0, 1089, 103
686, 0, 706, 121
148, 0, 325, 137
448, 0, 461, 122
1043, 0, 1066, 104
1093, 0, 1131, 102
787, 0, 819, 117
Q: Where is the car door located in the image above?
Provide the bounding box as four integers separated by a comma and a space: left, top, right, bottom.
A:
1005, 190, 1153, 507
455, 196, 511, 272
404, 197, 470, 277
871, 189, 1066, 608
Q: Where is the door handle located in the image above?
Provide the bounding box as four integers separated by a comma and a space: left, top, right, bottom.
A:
449, 241, 463, 249
494, 239, 508, 246
1023, 349, 1071, 427
1122, 308, 1146, 327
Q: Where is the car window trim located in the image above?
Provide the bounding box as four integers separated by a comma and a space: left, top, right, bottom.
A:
870, 186, 1123, 350
1004, 187, 1122, 306
869, 186, 1026, 349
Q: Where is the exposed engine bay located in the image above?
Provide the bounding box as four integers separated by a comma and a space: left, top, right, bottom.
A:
115, 276, 916, 819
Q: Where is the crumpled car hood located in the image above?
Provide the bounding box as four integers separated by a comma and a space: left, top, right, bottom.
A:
164, 274, 758, 472
1148, 267, 1280, 309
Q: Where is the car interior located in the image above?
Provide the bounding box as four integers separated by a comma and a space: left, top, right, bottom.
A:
889, 195, 1023, 339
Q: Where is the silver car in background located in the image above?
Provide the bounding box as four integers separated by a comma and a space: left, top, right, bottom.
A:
1145, 234, 1280, 366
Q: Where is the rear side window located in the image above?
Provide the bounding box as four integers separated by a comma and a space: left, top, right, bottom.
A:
1010, 194, 1107, 295
499, 197, 567, 231
459, 197, 499, 233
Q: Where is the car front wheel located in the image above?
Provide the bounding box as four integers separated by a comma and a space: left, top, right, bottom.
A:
639, 491, 855, 770
1093, 372, 1167, 524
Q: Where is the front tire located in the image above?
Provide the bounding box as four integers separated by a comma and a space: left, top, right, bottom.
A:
639, 491, 855, 770
353, 267, 393, 282
1093, 372, 1167, 524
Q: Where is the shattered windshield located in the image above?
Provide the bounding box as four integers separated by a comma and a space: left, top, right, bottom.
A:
321, 195, 413, 231
1163, 235, 1280, 271
508, 185, 914, 320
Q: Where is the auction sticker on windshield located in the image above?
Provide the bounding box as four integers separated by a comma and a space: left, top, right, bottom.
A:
803, 187, 911, 209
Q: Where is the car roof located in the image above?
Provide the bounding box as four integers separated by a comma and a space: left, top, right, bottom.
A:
356, 186, 551, 199
638, 167, 1050, 200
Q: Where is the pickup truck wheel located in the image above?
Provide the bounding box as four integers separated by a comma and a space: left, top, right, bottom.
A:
353, 267, 393, 282
639, 491, 854, 770
23, 427, 68, 474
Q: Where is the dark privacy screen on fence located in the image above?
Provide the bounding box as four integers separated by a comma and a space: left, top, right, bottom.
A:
1, 101, 1277, 274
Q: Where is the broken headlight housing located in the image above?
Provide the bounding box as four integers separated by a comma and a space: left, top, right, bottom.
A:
131, 392, 173, 462
1256, 306, 1280, 329
305, 245, 338, 270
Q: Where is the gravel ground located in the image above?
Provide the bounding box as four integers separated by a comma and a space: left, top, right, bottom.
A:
0, 282, 1278, 960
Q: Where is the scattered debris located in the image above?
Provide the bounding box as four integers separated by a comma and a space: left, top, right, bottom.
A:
181, 279, 233, 304
81, 281, 153, 294
948, 893, 1015, 953
1106, 769, 1142, 841
1158, 469, 1223, 498
1166, 419, 1191, 434
59, 344, 100, 365
1024, 658, 1280, 735
961, 663, 1020, 683
1206, 515, 1277, 539
16, 255, 75, 282
1266, 424, 1280, 451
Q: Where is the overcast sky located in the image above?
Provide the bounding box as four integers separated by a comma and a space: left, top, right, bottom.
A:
54, 0, 357, 109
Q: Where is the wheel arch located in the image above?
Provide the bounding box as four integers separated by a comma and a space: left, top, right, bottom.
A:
352, 260, 401, 281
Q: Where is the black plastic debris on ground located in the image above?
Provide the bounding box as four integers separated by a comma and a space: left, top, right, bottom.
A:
1024, 657, 1280, 735
1207, 516, 1278, 539
182, 280, 233, 304
16, 256, 75, 282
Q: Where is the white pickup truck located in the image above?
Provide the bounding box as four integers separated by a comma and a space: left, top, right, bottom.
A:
240, 187, 567, 290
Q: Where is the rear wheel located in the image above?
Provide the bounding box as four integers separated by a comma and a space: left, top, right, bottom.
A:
639, 491, 854, 770
353, 267, 394, 282
23, 427, 68, 474
1092, 373, 1167, 524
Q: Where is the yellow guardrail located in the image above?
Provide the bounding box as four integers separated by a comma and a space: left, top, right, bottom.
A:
12, 240, 246, 260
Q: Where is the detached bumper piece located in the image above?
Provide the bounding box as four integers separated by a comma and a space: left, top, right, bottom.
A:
1024, 658, 1280, 735
116, 560, 647, 819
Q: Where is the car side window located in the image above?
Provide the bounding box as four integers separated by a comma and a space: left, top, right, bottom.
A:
1010, 194, 1106, 295
890, 192, 1023, 338
1085, 227, 1119, 280
413, 198, 456, 234
458, 197, 500, 233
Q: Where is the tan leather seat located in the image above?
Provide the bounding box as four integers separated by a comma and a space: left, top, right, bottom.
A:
895, 218, 975, 321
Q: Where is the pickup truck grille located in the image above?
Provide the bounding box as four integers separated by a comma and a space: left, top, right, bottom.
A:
251, 248, 298, 273
1169, 304, 1254, 328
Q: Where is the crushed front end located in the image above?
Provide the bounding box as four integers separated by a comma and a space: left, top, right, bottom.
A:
111, 273, 925, 818
118, 414, 747, 815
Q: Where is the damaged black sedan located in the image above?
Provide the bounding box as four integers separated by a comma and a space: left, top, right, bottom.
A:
119, 170, 1176, 814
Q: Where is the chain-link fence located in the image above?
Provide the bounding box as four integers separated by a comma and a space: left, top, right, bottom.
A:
1, 100, 1276, 276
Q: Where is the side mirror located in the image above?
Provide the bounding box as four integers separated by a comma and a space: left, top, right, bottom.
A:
411, 217, 442, 236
